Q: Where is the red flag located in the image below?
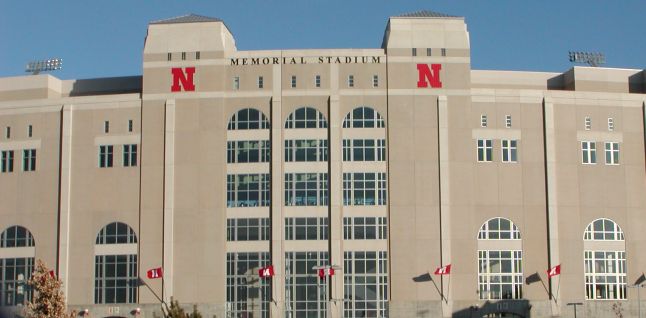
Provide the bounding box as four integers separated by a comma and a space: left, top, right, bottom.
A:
434, 264, 451, 275
147, 267, 163, 279
547, 265, 561, 278
258, 265, 275, 278
318, 268, 335, 278
49, 270, 56, 278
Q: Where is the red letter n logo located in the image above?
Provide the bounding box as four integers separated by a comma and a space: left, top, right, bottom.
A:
171, 67, 196, 92
416, 64, 442, 88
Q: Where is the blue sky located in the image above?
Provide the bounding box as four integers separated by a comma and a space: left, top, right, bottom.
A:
1, 1, 644, 80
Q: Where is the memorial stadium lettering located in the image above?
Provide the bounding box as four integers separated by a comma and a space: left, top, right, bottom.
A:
230, 56, 381, 66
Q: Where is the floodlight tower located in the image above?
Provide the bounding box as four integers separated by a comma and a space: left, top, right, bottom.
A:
25, 58, 63, 75
568, 51, 605, 67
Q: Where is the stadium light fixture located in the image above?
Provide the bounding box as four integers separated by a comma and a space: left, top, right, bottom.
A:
568, 51, 605, 67
25, 58, 63, 75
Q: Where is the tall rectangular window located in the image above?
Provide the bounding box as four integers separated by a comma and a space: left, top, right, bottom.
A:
441, 48, 447, 56
477, 139, 493, 162
585, 116, 592, 130
28, 125, 32, 137
348, 75, 354, 88
412, 48, 417, 56
94, 255, 137, 304
195, 51, 200, 60
226, 252, 271, 318
582, 141, 597, 164
0, 257, 34, 306
227, 140, 270, 163
104, 121, 109, 133
258, 76, 264, 89
285, 251, 328, 318
99, 145, 113, 168
284, 217, 328, 240
605, 142, 619, 165
123, 144, 137, 167
226, 218, 270, 241
372, 75, 379, 88
505, 115, 512, 128
478, 250, 523, 299
22, 149, 36, 171
343, 172, 387, 206
584, 251, 626, 300
233, 76, 240, 90
291, 75, 297, 88
1, 150, 14, 173
501, 140, 518, 163
480, 115, 488, 127
5, 127, 10, 139
181, 52, 186, 60
342, 139, 386, 162
167, 53, 172, 61
284, 173, 328, 206
426, 48, 432, 56
608, 118, 614, 131
227, 174, 271, 207
343, 251, 389, 318
284, 139, 328, 162
315, 75, 321, 88
343, 217, 388, 240
128, 120, 133, 132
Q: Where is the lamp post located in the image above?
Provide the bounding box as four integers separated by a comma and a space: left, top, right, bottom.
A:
567, 302, 583, 318
628, 284, 645, 318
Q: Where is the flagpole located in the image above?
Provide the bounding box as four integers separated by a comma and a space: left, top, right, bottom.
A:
555, 275, 560, 305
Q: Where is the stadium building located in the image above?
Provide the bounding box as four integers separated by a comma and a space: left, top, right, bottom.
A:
1, 10, 646, 318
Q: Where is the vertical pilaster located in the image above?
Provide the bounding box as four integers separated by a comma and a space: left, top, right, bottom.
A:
163, 99, 176, 303
328, 62, 342, 318
270, 63, 284, 318
58, 104, 73, 299
437, 95, 453, 317
543, 97, 560, 316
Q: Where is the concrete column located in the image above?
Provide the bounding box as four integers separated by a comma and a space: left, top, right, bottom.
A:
163, 99, 176, 303
543, 97, 561, 316
328, 62, 343, 318
270, 63, 284, 318
57, 104, 73, 300
437, 95, 453, 317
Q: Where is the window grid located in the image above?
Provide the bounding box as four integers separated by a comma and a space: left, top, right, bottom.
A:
426, 48, 432, 56
372, 75, 379, 88
227, 140, 270, 163
343, 172, 387, 206
315, 75, 321, 88
505, 115, 512, 128
608, 118, 614, 131
0, 258, 34, 306
348, 75, 355, 88
22, 149, 36, 171
227, 252, 271, 318
258, 76, 264, 89
1, 226, 35, 248
227, 174, 271, 207
123, 144, 137, 167
227, 218, 270, 241
95, 222, 137, 245
284, 139, 328, 162
228, 108, 270, 130
284, 251, 328, 318
441, 48, 447, 56
284, 173, 328, 206
343, 251, 389, 318
343, 107, 385, 128
343, 139, 386, 162
1, 150, 14, 173
501, 140, 518, 163
605, 142, 619, 165
291, 75, 297, 88
99, 145, 113, 168
582, 141, 597, 164
284, 217, 328, 240
478, 250, 523, 300
585, 117, 592, 130
284, 107, 328, 129
94, 254, 137, 304
477, 139, 493, 162
585, 251, 626, 300
343, 217, 388, 240
478, 217, 520, 240
128, 120, 133, 132
584, 219, 624, 241
480, 115, 487, 127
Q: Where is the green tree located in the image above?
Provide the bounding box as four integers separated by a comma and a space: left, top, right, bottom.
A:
163, 297, 203, 318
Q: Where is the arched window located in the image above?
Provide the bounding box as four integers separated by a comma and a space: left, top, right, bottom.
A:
342, 107, 385, 128
477, 217, 523, 300
94, 222, 138, 304
284, 107, 327, 129
584, 218, 626, 300
0, 225, 35, 306
228, 108, 270, 130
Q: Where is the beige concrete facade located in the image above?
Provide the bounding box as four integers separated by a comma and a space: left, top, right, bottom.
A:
1, 11, 646, 318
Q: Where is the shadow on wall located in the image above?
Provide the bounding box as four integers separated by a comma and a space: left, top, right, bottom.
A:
628, 70, 645, 93
452, 299, 531, 318
69, 76, 142, 97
